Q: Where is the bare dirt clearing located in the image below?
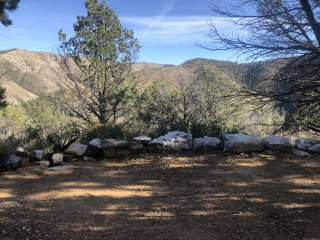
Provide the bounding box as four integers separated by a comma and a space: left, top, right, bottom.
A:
1, 153, 320, 240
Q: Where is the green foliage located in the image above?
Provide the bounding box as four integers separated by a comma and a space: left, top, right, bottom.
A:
59, 0, 140, 125
83, 123, 126, 141
129, 63, 284, 138
22, 96, 81, 152
0, 85, 7, 108
0, 95, 81, 154
130, 65, 240, 137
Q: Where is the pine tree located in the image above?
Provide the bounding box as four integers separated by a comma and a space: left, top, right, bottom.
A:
59, 0, 140, 125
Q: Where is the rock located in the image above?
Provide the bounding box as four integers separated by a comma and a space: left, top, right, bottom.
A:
63, 154, 74, 163
149, 131, 192, 152
87, 138, 103, 157
193, 136, 222, 152
39, 161, 50, 168
102, 139, 142, 158
133, 136, 152, 146
128, 143, 144, 153
64, 143, 88, 157
7, 154, 23, 170
30, 150, 44, 162
48, 165, 74, 171
293, 149, 311, 157
309, 144, 320, 154
15, 147, 29, 158
51, 153, 64, 167
223, 134, 264, 153
263, 136, 294, 152
83, 156, 96, 161
295, 139, 315, 151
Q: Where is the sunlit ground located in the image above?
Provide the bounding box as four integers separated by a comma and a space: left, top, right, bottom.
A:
1, 153, 320, 240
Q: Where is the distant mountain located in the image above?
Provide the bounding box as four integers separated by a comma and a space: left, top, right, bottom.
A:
0, 49, 271, 103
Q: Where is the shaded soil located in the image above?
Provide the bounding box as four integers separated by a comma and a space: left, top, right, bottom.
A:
1, 153, 320, 240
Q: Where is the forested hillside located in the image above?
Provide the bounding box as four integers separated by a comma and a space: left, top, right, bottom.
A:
0, 49, 275, 103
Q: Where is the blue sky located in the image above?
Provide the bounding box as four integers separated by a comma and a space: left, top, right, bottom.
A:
0, 0, 244, 64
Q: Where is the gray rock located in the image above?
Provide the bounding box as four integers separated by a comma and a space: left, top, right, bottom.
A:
89, 138, 103, 148
15, 147, 29, 158
224, 134, 264, 153
309, 144, 320, 154
7, 154, 23, 170
193, 136, 221, 152
64, 143, 88, 157
51, 153, 64, 167
263, 136, 294, 152
133, 136, 152, 145
295, 139, 315, 151
30, 150, 44, 162
149, 131, 192, 151
87, 138, 103, 157
293, 149, 311, 157
39, 161, 50, 168
48, 165, 74, 171
102, 139, 141, 158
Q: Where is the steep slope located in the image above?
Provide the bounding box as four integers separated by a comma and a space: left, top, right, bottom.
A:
0, 49, 260, 103
0, 49, 64, 102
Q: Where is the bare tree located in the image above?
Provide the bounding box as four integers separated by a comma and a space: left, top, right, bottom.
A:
207, 0, 320, 134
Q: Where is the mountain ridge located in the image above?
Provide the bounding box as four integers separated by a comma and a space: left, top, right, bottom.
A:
0, 49, 259, 103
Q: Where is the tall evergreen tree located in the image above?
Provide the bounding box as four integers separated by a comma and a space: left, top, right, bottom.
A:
59, 0, 140, 125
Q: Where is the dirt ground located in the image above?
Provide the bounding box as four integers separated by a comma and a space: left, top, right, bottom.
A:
1, 153, 320, 240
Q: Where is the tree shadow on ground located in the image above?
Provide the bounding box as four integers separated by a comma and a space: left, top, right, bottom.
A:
0, 152, 320, 240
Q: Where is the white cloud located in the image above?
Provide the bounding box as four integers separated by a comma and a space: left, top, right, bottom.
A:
121, 16, 246, 45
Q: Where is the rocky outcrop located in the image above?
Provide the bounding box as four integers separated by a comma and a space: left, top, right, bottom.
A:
64, 143, 88, 157
224, 134, 264, 153
149, 131, 192, 152
263, 136, 294, 152
193, 136, 221, 152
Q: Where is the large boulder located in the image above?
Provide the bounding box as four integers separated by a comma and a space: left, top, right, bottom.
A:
133, 136, 152, 146
87, 138, 103, 157
293, 149, 311, 157
309, 144, 320, 154
295, 139, 315, 151
193, 136, 222, 152
223, 134, 264, 153
263, 136, 294, 152
149, 131, 192, 152
15, 147, 29, 159
6, 147, 30, 170
64, 143, 88, 157
6, 154, 24, 170
102, 139, 143, 158
30, 150, 44, 162
51, 153, 64, 167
